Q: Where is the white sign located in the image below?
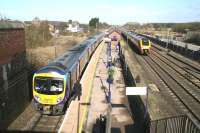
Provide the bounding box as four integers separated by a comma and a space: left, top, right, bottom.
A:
126, 87, 147, 95
104, 37, 111, 43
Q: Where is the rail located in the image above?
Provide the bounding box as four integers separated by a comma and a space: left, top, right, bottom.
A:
120, 30, 200, 133
150, 115, 200, 133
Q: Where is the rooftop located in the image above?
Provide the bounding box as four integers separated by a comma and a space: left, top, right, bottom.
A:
0, 20, 24, 29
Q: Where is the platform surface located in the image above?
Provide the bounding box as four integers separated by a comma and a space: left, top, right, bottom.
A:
85, 32, 134, 133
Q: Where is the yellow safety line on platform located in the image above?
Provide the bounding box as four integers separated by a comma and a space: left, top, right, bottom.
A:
79, 42, 105, 133
120, 39, 126, 47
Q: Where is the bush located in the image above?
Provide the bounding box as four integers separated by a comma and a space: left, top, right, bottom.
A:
25, 21, 52, 48
185, 32, 200, 46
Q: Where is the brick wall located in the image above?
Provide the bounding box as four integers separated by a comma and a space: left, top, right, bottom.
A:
0, 28, 29, 129
0, 29, 25, 64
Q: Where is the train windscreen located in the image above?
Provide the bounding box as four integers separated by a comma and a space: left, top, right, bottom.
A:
142, 39, 149, 46
34, 77, 64, 95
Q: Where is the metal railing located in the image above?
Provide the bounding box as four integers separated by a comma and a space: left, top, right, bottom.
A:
150, 115, 200, 133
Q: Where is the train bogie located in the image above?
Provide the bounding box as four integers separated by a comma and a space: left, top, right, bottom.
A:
33, 100, 65, 115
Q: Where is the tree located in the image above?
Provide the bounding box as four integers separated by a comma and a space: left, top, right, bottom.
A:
68, 19, 72, 24
89, 17, 99, 28
0, 13, 8, 20
25, 20, 52, 48
123, 22, 141, 30
185, 32, 200, 45
99, 22, 110, 29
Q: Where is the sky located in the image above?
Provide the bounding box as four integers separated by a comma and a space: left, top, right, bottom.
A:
0, 0, 200, 25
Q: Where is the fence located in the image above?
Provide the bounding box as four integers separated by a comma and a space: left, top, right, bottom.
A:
150, 115, 200, 133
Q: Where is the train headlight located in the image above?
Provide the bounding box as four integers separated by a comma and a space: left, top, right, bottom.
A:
34, 95, 40, 102
57, 97, 63, 103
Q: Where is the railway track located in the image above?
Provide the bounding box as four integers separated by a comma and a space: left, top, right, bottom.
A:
151, 48, 200, 89
31, 115, 63, 132
152, 44, 200, 76
143, 56, 200, 120
150, 50, 200, 100
126, 39, 200, 125
23, 113, 64, 132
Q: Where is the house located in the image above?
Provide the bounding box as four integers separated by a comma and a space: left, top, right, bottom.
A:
49, 24, 55, 32
32, 17, 40, 26
66, 21, 82, 33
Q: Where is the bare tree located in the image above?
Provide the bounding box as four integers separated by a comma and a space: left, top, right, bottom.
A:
0, 13, 3, 20
0, 13, 8, 21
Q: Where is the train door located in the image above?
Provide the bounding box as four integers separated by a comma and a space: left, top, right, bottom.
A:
78, 59, 81, 77
79, 56, 83, 75
139, 40, 143, 54
70, 66, 77, 94
76, 62, 80, 80
66, 74, 71, 98
87, 47, 90, 60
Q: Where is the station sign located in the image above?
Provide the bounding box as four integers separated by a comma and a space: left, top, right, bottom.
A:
126, 87, 147, 95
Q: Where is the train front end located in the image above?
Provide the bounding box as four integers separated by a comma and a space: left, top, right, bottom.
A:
140, 38, 151, 54
32, 71, 68, 115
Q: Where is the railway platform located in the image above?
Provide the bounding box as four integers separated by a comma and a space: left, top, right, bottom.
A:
85, 32, 134, 132
58, 32, 134, 133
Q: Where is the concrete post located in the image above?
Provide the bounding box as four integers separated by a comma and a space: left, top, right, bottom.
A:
105, 104, 112, 133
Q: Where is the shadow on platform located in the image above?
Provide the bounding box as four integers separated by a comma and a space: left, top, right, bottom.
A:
0, 130, 51, 133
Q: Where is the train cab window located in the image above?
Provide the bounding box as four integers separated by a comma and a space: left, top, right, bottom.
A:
142, 39, 149, 46
50, 80, 63, 92
34, 77, 64, 95
35, 78, 48, 91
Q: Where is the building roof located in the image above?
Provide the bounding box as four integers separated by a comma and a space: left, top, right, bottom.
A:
0, 20, 24, 29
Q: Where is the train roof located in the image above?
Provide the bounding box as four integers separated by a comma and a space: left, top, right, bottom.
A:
36, 33, 103, 74
128, 32, 148, 41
